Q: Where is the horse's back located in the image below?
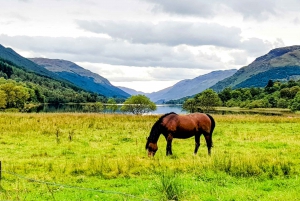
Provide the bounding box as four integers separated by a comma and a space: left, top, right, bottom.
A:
161, 113, 181, 131
161, 112, 212, 136
187, 113, 212, 134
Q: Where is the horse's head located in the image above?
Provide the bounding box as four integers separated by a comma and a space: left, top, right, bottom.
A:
146, 137, 158, 157
145, 114, 170, 157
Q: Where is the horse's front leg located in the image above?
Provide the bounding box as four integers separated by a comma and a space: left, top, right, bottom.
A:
166, 134, 173, 156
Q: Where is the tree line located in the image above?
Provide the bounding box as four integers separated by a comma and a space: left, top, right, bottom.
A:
182, 79, 300, 113
0, 59, 114, 111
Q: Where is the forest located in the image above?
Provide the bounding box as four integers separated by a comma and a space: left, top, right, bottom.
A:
171, 79, 300, 112
0, 58, 109, 111
218, 79, 300, 111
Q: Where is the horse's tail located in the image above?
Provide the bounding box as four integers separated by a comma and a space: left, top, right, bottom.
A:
206, 114, 215, 147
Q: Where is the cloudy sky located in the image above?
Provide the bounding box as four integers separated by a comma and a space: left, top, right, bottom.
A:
1, 0, 300, 93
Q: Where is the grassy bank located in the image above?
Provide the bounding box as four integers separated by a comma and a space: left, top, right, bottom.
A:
0, 113, 299, 200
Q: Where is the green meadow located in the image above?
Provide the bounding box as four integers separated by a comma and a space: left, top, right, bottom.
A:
0, 113, 300, 201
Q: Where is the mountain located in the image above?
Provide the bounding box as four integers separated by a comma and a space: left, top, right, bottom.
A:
117, 86, 148, 96
0, 57, 106, 104
0, 44, 62, 80
211, 45, 300, 92
0, 44, 129, 98
29, 58, 130, 98
146, 69, 237, 102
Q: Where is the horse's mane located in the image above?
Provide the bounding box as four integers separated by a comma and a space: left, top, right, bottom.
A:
146, 112, 177, 148
157, 112, 177, 123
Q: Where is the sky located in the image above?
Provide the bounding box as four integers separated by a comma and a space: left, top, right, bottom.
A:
1, 0, 300, 93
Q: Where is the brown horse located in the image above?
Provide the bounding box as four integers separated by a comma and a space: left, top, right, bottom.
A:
145, 112, 215, 157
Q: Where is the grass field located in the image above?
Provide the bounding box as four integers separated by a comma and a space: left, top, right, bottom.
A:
0, 113, 300, 200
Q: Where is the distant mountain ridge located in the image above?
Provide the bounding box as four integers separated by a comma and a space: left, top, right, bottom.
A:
117, 86, 148, 96
3, 43, 300, 102
123, 46, 300, 102
122, 69, 237, 102
211, 45, 300, 91
29, 58, 130, 98
0, 44, 129, 98
0, 44, 62, 80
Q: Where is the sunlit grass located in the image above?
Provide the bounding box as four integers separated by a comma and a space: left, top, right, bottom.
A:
0, 113, 300, 200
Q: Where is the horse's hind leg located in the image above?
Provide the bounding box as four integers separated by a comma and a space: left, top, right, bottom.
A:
194, 134, 200, 155
204, 134, 212, 155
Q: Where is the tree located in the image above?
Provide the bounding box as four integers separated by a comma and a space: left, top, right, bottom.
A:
290, 92, 300, 112
106, 98, 118, 113
218, 87, 232, 105
287, 80, 297, 88
0, 89, 7, 109
250, 87, 263, 98
182, 98, 197, 113
195, 89, 221, 112
247, 98, 271, 109
277, 98, 289, 108
0, 81, 30, 109
231, 90, 242, 100
267, 96, 277, 108
290, 86, 300, 99
265, 79, 276, 94
266, 79, 274, 88
280, 88, 291, 99
241, 89, 252, 101
120, 95, 156, 115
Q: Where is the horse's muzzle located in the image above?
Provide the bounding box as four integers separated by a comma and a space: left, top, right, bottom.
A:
148, 150, 156, 157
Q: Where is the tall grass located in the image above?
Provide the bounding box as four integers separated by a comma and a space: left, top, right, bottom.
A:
0, 113, 300, 200
157, 172, 183, 201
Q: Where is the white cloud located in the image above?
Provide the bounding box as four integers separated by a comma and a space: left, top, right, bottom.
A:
141, 0, 300, 22
0, 34, 230, 70
76, 20, 242, 48
142, 0, 277, 20
1, 0, 300, 92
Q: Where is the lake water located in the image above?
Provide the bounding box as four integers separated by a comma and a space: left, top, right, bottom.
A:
29, 104, 187, 114
28, 104, 288, 116
148, 105, 186, 114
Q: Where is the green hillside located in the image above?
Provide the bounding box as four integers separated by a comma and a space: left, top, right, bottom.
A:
30, 58, 130, 98
236, 66, 300, 88
0, 44, 62, 80
0, 44, 129, 98
211, 46, 300, 91
0, 58, 106, 111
